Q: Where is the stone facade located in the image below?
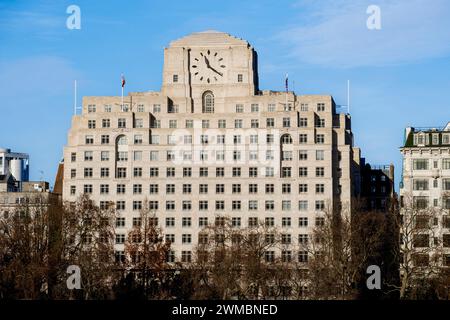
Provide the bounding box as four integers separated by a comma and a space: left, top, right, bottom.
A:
63, 31, 361, 262
400, 122, 450, 267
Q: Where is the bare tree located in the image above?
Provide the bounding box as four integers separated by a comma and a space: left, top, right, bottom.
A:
387, 193, 447, 299
122, 201, 175, 299
0, 194, 55, 299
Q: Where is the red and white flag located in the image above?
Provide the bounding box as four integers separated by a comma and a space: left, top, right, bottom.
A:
121, 74, 126, 88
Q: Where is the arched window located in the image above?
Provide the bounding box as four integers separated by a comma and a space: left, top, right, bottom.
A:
281, 134, 293, 144
202, 91, 214, 113
117, 135, 128, 145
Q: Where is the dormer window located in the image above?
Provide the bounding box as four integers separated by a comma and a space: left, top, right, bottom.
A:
432, 133, 439, 145
414, 133, 428, 146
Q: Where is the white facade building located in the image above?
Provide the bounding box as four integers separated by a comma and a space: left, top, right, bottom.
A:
399, 122, 450, 268
63, 31, 361, 263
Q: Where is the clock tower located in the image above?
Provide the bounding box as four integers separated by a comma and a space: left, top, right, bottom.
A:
161, 30, 259, 113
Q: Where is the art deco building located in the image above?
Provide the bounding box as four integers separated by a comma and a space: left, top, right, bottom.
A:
399, 123, 450, 267
63, 31, 361, 262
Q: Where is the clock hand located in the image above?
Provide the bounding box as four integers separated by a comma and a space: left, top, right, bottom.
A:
204, 56, 210, 67
209, 66, 223, 76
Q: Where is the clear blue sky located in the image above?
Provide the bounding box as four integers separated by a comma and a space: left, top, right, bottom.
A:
1, 0, 450, 190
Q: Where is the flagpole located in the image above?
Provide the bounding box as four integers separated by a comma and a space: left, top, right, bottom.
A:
347, 80, 350, 114
121, 85, 124, 111
285, 73, 288, 110
74, 80, 77, 115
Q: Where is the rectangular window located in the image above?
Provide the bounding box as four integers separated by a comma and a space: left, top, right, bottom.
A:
413, 159, 429, 170
118, 118, 126, 128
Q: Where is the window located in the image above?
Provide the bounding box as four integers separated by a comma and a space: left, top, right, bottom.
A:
282, 217, 291, 227
282, 167, 291, 178
317, 103, 325, 112
413, 179, 429, 191
118, 118, 126, 128
202, 91, 214, 113
199, 217, 208, 227
199, 201, 208, 211
316, 167, 325, 177
249, 200, 258, 211
181, 251, 192, 263
299, 118, 307, 127
183, 167, 192, 177
235, 119, 243, 128
166, 167, 175, 177
173, 74, 178, 82
265, 200, 275, 211
315, 201, 325, 211
300, 103, 308, 111
85, 135, 94, 144
267, 103, 276, 112
316, 184, 325, 194
282, 200, 291, 211
185, 119, 193, 128
316, 150, 324, 160
266, 118, 274, 127
165, 217, 175, 227
116, 201, 125, 210
202, 120, 209, 128
232, 201, 241, 210
251, 119, 259, 128
283, 117, 290, 128
298, 251, 308, 263
84, 151, 93, 161
316, 134, 325, 144
232, 167, 241, 177
88, 120, 96, 129
299, 184, 308, 193
316, 217, 325, 226
315, 119, 325, 128
117, 184, 126, 194
248, 217, 258, 227
265, 251, 275, 263
265, 217, 275, 227
266, 184, 274, 194
215, 200, 225, 210
168, 104, 179, 113
182, 234, 191, 244
265, 167, 274, 177
218, 119, 226, 128
299, 134, 307, 144
412, 159, 429, 172
134, 118, 144, 128
216, 167, 224, 177
87, 104, 96, 113
443, 159, 450, 170
251, 104, 259, 112
299, 167, 308, 177
84, 168, 93, 178
133, 184, 142, 194
299, 201, 308, 211
236, 104, 244, 113
117, 151, 127, 162
149, 167, 159, 177
117, 167, 127, 178
200, 184, 208, 194
237, 74, 243, 82
153, 104, 161, 113
299, 217, 308, 227
169, 120, 177, 128
104, 105, 111, 112
134, 151, 142, 161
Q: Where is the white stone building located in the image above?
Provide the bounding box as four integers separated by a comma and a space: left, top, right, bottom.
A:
399, 122, 450, 267
62, 31, 361, 263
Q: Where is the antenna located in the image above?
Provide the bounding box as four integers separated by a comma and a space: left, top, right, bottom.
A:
347, 80, 350, 114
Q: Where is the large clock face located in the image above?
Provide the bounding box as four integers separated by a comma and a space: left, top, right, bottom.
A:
191, 50, 226, 83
